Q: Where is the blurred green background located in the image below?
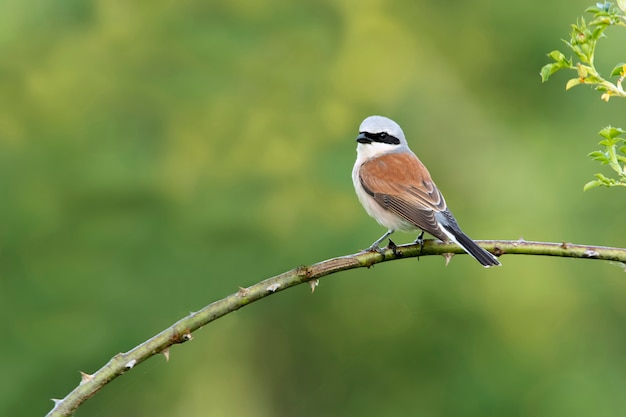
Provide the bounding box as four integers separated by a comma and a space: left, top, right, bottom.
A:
2, 1, 626, 416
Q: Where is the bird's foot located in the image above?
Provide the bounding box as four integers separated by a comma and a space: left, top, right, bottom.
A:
366, 243, 385, 255
365, 230, 395, 255
414, 231, 425, 254
366, 239, 401, 256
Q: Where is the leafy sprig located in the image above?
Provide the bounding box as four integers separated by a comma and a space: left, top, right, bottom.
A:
585, 126, 626, 189
541, 1, 626, 101
541, 2, 626, 189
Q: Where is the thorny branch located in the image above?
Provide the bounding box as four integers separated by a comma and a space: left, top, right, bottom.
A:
46, 239, 626, 417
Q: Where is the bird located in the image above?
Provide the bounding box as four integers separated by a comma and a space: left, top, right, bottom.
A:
352, 115, 501, 267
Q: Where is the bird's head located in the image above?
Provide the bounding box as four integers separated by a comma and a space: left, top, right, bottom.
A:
356, 115, 409, 160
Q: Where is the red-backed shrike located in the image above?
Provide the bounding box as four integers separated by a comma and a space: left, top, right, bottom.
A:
352, 115, 501, 267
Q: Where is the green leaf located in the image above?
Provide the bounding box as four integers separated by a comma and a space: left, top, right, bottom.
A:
583, 179, 603, 191
565, 78, 582, 90
585, 6, 601, 14
598, 139, 617, 147
588, 150, 608, 163
594, 172, 613, 184
610, 63, 626, 77
547, 50, 567, 63
583, 74, 603, 84
540, 63, 562, 82
590, 24, 608, 39
598, 126, 625, 140
580, 42, 593, 60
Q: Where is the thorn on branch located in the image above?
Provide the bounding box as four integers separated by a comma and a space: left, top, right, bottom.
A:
266, 283, 281, 292
161, 348, 170, 362
237, 287, 250, 297
309, 279, 319, 293
387, 239, 401, 256
125, 359, 137, 369
79, 371, 94, 385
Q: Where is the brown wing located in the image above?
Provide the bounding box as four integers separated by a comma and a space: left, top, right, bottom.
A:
359, 152, 450, 241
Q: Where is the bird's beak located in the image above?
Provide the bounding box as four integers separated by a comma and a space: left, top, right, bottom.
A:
356, 133, 371, 144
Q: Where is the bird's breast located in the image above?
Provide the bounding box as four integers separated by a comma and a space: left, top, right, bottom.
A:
352, 160, 415, 232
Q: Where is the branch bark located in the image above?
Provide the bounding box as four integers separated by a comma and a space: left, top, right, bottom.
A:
46, 239, 626, 417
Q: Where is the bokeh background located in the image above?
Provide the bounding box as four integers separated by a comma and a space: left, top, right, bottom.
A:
2, 1, 626, 416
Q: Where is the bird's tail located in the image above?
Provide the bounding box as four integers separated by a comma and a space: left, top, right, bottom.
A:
435, 211, 501, 267
450, 229, 501, 267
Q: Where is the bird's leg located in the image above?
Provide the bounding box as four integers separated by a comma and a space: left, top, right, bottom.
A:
414, 231, 425, 254
367, 229, 394, 253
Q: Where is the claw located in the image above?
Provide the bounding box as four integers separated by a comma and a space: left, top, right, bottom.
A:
412, 231, 425, 261
414, 231, 425, 254
367, 243, 385, 254
364, 229, 395, 254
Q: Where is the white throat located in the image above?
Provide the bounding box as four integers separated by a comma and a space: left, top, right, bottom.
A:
355, 142, 401, 165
